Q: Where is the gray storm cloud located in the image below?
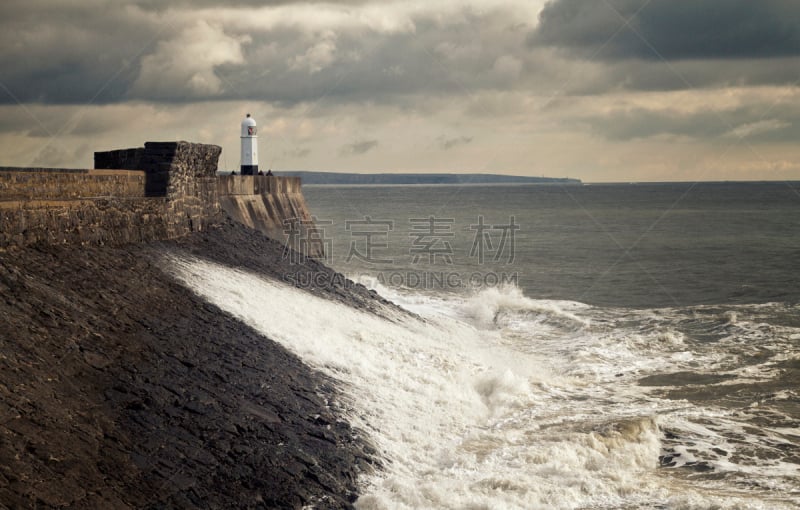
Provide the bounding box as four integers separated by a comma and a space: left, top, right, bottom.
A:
0, 1, 538, 105
0, 0, 798, 180
531, 0, 800, 60
572, 106, 798, 143
4, 0, 799, 107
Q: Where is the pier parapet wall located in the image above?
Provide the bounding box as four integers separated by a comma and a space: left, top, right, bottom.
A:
0, 143, 320, 257
96, 141, 223, 237
217, 175, 323, 258
0, 168, 147, 201
0, 166, 161, 248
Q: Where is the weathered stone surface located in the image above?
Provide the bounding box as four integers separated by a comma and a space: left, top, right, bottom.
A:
218, 175, 325, 258
217, 175, 303, 196
1, 142, 224, 251
95, 141, 221, 200
2, 142, 322, 260
0, 145, 349, 508
0, 220, 382, 509
0, 169, 146, 201
146, 142, 222, 237
0, 198, 172, 249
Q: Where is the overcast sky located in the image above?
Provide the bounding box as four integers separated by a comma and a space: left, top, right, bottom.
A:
1, 0, 799, 182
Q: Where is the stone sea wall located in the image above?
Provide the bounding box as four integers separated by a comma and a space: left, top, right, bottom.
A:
0, 223, 373, 508
0, 198, 170, 249
0, 168, 147, 201
217, 175, 324, 258
140, 142, 222, 237
0, 142, 222, 250
0, 149, 344, 507
0, 142, 321, 257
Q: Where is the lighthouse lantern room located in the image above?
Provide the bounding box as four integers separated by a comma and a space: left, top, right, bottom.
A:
240, 113, 259, 175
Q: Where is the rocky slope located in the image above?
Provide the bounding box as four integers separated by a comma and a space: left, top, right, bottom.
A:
0, 218, 389, 509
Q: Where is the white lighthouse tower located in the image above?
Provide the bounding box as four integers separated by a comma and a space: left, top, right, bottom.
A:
240, 113, 259, 175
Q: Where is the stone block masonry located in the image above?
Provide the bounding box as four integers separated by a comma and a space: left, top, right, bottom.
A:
0, 197, 171, 248
1, 142, 222, 250
95, 142, 223, 237
1, 141, 322, 257
0, 168, 147, 201
217, 175, 324, 258
217, 175, 302, 196
95, 141, 221, 198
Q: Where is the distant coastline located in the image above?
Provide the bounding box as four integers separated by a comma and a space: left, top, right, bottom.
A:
274, 171, 581, 186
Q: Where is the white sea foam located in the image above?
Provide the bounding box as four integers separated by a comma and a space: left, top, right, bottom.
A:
165, 254, 800, 509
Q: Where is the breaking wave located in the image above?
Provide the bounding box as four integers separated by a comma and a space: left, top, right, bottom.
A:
166, 255, 800, 509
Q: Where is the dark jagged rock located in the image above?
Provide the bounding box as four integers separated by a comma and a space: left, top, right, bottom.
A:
0, 219, 381, 509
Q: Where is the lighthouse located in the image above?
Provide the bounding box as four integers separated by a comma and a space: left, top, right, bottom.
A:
240, 113, 259, 175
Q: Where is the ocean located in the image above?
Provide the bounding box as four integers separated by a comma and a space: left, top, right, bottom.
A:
171, 182, 800, 509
